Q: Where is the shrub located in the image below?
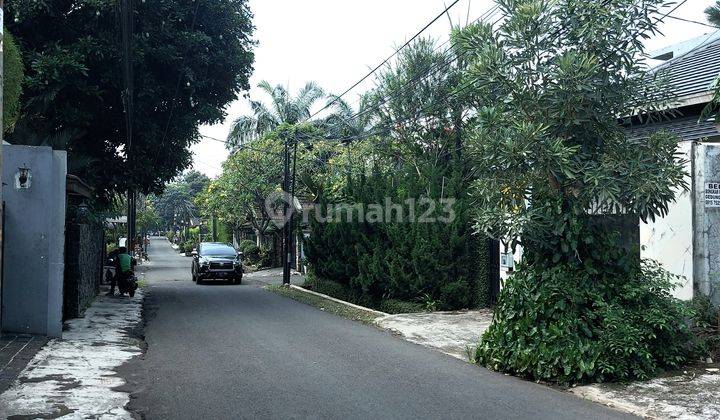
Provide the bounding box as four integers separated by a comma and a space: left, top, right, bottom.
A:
237, 239, 273, 267
305, 172, 492, 311
379, 299, 424, 314
477, 260, 692, 384
237, 239, 256, 254
4, 30, 24, 133
303, 276, 351, 302
183, 241, 196, 254
687, 294, 720, 361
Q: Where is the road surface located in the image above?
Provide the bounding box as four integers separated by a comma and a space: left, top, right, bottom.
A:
119, 237, 632, 419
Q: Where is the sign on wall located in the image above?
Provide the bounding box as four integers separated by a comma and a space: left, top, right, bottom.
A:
706, 181, 720, 208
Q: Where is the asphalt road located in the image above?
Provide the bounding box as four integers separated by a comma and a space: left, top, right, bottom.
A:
119, 237, 633, 420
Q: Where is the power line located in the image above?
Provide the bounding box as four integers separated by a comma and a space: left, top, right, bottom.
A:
666, 15, 718, 29
329, 3, 501, 113
308, 0, 464, 121
319, 0, 689, 146
214, 1, 691, 170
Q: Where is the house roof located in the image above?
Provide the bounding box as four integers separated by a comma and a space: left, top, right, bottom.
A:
653, 31, 720, 106
628, 116, 720, 142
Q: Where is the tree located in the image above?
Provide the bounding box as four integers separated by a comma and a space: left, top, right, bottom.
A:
201, 124, 327, 245
137, 199, 161, 235
3, 29, 24, 133
154, 171, 209, 229
703, 2, 720, 120
226, 81, 324, 148
456, 0, 691, 383
321, 95, 376, 142
455, 0, 684, 260
707, 1, 720, 26
5, 0, 255, 205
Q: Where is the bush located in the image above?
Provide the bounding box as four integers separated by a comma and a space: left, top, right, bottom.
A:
379, 299, 424, 314
477, 259, 692, 384
237, 239, 256, 253
4, 30, 24, 133
305, 172, 492, 311
304, 276, 351, 302
237, 239, 273, 267
687, 294, 720, 361
183, 241, 196, 255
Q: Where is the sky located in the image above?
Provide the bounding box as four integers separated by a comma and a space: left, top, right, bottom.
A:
191, 0, 718, 178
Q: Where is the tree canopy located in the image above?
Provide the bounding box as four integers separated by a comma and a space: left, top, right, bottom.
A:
226, 81, 324, 149
5, 0, 255, 205
154, 170, 210, 229
3, 29, 24, 133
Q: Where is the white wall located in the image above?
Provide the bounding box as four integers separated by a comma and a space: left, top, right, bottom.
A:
640, 141, 694, 300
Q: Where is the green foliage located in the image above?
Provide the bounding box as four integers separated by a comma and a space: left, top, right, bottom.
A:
687, 294, 720, 361
455, 0, 686, 262
302, 38, 491, 312
451, 0, 695, 384
5, 0, 254, 204
306, 168, 491, 311
707, 1, 720, 27
3, 29, 24, 133
236, 239, 273, 267
154, 171, 210, 229
477, 255, 692, 384
198, 124, 331, 244
304, 276, 352, 302
227, 81, 325, 148
378, 299, 424, 314
136, 199, 160, 233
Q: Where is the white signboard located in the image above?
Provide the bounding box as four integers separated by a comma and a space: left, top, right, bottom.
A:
706, 181, 720, 208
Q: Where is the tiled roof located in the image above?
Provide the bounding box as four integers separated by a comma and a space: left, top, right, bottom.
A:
653, 33, 720, 101
628, 116, 719, 142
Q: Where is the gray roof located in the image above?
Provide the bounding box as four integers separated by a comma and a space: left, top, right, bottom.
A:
653, 32, 720, 101
628, 116, 719, 142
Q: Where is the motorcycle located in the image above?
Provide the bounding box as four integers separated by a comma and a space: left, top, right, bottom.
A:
104, 262, 138, 297
118, 272, 138, 297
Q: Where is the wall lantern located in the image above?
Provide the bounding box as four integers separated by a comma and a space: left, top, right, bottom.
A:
15, 166, 32, 189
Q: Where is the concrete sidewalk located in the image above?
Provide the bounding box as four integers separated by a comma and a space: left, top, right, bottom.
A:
0, 288, 143, 419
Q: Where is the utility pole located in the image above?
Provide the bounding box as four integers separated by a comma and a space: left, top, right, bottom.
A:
282, 132, 291, 285
289, 131, 299, 275
121, 0, 135, 254
0, 0, 5, 326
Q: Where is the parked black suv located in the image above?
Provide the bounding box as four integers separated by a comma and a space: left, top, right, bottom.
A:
191, 242, 243, 285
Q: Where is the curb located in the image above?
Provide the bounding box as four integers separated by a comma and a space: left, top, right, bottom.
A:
288, 285, 389, 317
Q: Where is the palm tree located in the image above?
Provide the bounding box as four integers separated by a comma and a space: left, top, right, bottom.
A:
707, 1, 720, 27
226, 81, 325, 149
321, 94, 377, 143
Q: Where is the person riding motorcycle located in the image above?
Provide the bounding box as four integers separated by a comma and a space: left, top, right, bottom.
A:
108, 247, 136, 296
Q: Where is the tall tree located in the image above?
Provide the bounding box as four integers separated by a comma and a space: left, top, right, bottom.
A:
458, 0, 691, 383
154, 171, 209, 229
5, 0, 255, 205
226, 81, 324, 148
3, 30, 24, 134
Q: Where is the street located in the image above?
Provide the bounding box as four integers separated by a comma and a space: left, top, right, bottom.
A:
118, 237, 632, 419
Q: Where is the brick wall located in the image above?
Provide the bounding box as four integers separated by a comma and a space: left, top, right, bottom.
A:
63, 212, 104, 320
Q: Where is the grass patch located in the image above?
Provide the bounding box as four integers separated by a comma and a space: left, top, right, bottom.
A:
302, 275, 425, 314
266, 285, 379, 325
